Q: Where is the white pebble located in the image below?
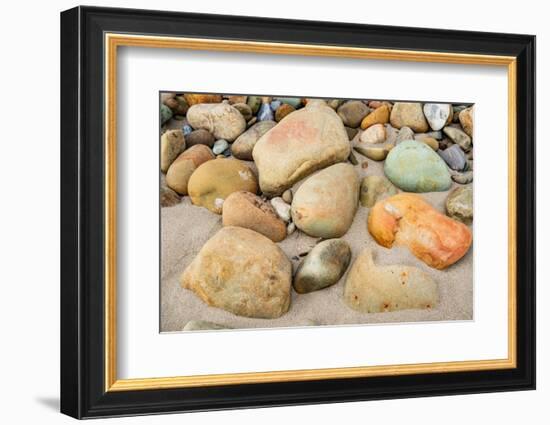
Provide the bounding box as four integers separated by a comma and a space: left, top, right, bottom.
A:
287, 222, 296, 235
213, 139, 229, 155
270, 197, 291, 222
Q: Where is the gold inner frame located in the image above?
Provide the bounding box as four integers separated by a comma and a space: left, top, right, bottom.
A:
104, 33, 517, 392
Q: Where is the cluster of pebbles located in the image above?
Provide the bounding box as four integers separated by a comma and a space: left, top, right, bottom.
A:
160, 93, 474, 330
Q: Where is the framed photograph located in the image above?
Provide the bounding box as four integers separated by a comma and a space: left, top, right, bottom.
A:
60, 6, 536, 419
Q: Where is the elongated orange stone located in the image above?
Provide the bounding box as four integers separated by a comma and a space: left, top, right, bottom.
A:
368, 193, 472, 269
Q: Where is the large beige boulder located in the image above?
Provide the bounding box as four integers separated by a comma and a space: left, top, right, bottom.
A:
252, 100, 350, 196
187, 158, 258, 214
186, 103, 246, 142
291, 163, 359, 238
181, 227, 292, 319
344, 249, 439, 313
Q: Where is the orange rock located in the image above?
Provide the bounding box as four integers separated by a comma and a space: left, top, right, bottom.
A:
367, 193, 472, 269
360, 104, 390, 129
183, 93, 222, 106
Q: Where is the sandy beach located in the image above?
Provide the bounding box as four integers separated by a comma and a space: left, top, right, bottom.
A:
160, 154, 473, 332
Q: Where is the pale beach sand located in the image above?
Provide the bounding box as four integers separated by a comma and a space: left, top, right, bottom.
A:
160, 154, 473, 332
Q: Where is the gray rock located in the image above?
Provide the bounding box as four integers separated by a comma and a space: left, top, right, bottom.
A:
451, 170, 474, 184
438, 144, 467, 171
293, 239, 351, 293
396, 126, 415, 144
232, 121, 276, 160
423, 103, 451, 131
337, 100, 370, 128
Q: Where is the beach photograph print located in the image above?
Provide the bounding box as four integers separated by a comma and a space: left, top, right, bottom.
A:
160, 93, 474, 332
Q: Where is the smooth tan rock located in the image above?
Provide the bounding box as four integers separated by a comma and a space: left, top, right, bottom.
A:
253, 100, 350, 195
344, 249, 439, 313
443, 126, 472, 151
459, 106, 474, 137
232, 121, 277, 160
293, 239, 351, 293
222, 191, 287, 242
418, 136, 439, 151
188, 158, 258, 214
390, 102, 429, 132
232, 103, 253, 121
291, 163, 359, 238
185, 129, 215, 148
360, 104, 390, 129
166, 145, 214, 195
359, 123, 386, 144
368, 193, 472, 269
187, 103, 246, 142
354, 145, 389, 161
183, 93, 222, 106
227, 95, 247, 104
160, 129, 185, 173
181, 226, 292, 318
360, 175, 398, 207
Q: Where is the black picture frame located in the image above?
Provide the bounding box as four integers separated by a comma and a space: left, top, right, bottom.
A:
60, 5, 536, 419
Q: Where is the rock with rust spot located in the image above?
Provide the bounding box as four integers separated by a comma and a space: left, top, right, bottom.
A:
344, 249, 439, 313
252, 100, 350, 196
368, 193, 472, 269
181, 226, 292, 319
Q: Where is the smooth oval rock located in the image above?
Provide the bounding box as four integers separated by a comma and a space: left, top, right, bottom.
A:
443, 126, 472, 151
187, 103, 246, 142
188, 158, 258, 214
186, 129, 215, 148
253, 100, 350, 196
423, 103, 452, 131
291, 163, 359, 238
354, 145, 389, 161
360, 104, 390, 129
384, 140, 451, 192
390, 102, 429, 132
181, 226, 292, 319
222, 191, 287, 242
166, 145, 214, 195
164, 95, 189, 116
446, 185, 473, 223
438, 144, 467, 171
160, 129, 185, 173
282, 189, 293, 204
231, 121, 277, 160
337, 100, 370, 128
344, 249, 439, 313
459, 106, 474, 137
368, 193, 472, 269
360, 175, 398, 208
359, 123, 386, 144
183, 93, 222, 106
293, 239, 351, 293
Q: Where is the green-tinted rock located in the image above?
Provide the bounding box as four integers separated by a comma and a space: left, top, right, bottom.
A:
384, 140, 451, 192
275, 97, 302, 108
160, 104, 173, 124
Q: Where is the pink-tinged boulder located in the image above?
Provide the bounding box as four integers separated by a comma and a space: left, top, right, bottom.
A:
252, 100, 350, 196
181, 226, 292, 318
368, 193, 472, 269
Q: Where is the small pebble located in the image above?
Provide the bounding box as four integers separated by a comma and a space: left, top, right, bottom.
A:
282, 189, 293, 204
348, 151, 359, 165
212, 139, 229, 155
182, 124, 193, 135
270, 100, 282, 111
257, 103, 274, 121
361, 161, 369, 169
271, 197, 291, 222
287, 222, 296, 235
